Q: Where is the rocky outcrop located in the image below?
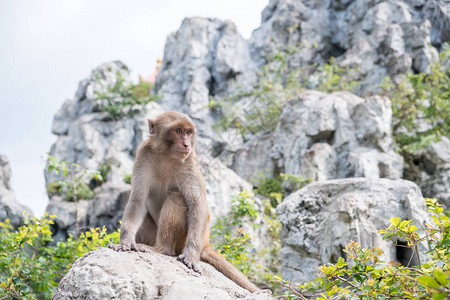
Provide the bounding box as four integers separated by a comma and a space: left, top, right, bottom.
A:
250, 0, 448, 93
46, 62, 252, 239
404, 136, 450, 208
156, 17, 257, 123
46, 61, 162, 239
52, 248, 270, 300
0, 154, 32, 227
277, 178, 430, 283
155, 17, 258, 164
233, 91, 403, 183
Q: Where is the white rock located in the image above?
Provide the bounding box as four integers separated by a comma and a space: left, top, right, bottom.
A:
277, 178, 430, 283
405, 137, 450, 208
0, 154, 33, 227
269, 91, 403, 181
52, 248, 270, 300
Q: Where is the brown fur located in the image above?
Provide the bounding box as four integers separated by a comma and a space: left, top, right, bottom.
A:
110, 111, 259, 293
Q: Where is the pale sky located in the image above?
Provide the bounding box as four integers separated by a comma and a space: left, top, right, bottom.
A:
0, 0, 267, 216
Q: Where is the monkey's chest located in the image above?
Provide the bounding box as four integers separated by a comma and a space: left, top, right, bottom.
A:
147, 176, 183, 224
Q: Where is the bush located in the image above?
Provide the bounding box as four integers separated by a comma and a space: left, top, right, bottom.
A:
278, 198, 450, 299
256, 173, 311, 208
92, 69, 159, 120
45, 154, 103, 202
0, 214, 119, 299
382, 48, 450, 153
210, 190, 282, 291
211, 191, 259, 275
214, 44, 360, 140
123, 173, 132, 185
89, 161, 111, 189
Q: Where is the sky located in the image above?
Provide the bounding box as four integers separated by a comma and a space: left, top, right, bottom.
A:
0, 0, 267, 217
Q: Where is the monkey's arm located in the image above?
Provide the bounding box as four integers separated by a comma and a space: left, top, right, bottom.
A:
111, 183, 149, 252
177, 180, 209, 273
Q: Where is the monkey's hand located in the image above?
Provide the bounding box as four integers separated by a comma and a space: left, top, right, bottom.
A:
108, 243, 134, 252
109, 242, 151, 253
177, 251, 202, 274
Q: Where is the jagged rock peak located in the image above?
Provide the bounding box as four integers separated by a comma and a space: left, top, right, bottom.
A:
0, 154, 33, 227
156, 17, 257, 123
250, 0, 448, 92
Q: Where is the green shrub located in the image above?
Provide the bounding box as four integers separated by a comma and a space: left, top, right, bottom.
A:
123, 173, 132, 185
279, 173, 311, 194
214, 44, 360, 139
45, 154, 102, 202
312, 57, 360, 93
382, 48, 450, 154
210, 190, 282, 291
211, 191, 259, 275
90, 161, 111, 189
92, 70, 159, 120
278, 198, 450, 299
256, 173, 311, 208
0, 214, 119, 299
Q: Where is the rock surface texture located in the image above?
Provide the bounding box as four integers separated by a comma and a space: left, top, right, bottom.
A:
52, 248, 270, 300
233, 91, 404, 183
277, 178, 430, 283
404, 136, 450, 208
0, 154, 32, 227
250, 0, 448, 92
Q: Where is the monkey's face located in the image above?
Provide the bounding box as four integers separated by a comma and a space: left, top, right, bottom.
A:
169, 126, 194, 159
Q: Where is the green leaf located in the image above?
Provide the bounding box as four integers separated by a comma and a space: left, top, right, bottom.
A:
390, 217, 400, 227
362, 285, 371, 292
336, 257, 348, 268
433, 269, 448, 286
432, 292, 447, 300
418, 275, 440, 289
408, 224, 418, 232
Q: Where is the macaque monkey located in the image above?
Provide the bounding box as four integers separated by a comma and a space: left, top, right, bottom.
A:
110, 111, 259, 293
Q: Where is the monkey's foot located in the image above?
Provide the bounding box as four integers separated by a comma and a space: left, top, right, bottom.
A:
108, 243, 151, 253
108, 243, 132, 252
177, 253, 202, 274
135, 244, 152, 252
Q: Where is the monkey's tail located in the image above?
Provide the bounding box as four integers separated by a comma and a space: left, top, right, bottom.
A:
200, 247, 260, 293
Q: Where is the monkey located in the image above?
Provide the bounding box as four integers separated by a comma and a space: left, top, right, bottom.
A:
109, 111, 260, 293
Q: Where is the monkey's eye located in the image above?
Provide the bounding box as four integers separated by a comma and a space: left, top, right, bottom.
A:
187, 129, 193, 135
175, 128, 182, 134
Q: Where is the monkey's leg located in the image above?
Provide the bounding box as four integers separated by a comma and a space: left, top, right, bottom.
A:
134, 213, 158, 252
155, 191, 188, 256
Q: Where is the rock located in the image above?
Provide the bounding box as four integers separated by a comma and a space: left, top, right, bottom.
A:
250, 0, 448, 94
234, 90, 403, 183
250, 0, 329, 66
423, 1, 450, 46
404, 136, 450, 208
199, 154, 252, 219
0, 154, 33, 227
155, 17, 256, 162
156, 17, 257, 127
231, 133, 275, 183
277, 178, 430, 283
52, 248, 270, 300
46, 61, 165, 238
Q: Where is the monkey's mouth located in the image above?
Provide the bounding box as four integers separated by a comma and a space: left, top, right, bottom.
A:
177, 149, 191, 156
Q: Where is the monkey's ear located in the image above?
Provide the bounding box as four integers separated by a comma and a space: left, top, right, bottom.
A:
147, 119, 156, 135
